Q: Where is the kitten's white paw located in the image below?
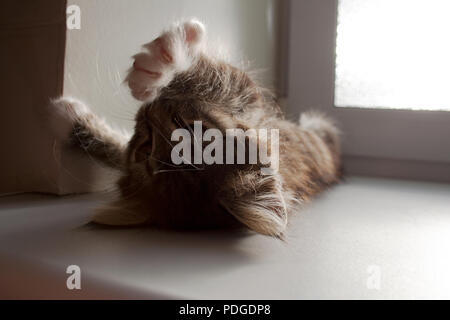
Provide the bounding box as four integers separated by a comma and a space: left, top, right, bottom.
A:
47, 97, 92, 141
126, 19, 206, 102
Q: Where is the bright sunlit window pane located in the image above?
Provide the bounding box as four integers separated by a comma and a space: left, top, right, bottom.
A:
335, 0, 450, 111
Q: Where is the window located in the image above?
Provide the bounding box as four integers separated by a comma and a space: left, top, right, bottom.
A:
287, 0, 450, 181
335, 0, 450, 111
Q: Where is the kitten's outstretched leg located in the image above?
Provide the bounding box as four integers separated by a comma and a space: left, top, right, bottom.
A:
126, 19, 206, 102
47, 97, 128, 171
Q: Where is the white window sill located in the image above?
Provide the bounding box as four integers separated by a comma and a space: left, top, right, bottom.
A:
1, 176, 450, 299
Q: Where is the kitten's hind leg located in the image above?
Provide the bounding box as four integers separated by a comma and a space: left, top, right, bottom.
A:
47, 97, 129, 171
126, 19, 206, 102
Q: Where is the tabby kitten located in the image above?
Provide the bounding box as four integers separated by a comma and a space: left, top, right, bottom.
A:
50, 20, 340, 238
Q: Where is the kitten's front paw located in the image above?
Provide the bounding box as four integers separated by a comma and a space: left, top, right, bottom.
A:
46, 97, 92, 141
126, 19, 206, 102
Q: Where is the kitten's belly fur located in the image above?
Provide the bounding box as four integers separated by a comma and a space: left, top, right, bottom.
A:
47, 19, 340, 238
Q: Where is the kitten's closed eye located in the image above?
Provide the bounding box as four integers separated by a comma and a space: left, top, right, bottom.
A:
173, 116, 213, 134
172, 116, 196, 134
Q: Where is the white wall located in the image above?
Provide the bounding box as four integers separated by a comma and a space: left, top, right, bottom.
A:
65, 0, 279, 131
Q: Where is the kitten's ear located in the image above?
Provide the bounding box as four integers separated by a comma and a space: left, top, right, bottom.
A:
92, 199, 149, 226
219, 172, 289, 238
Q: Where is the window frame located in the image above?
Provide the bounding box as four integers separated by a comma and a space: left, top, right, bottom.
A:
286, 0, 450, 181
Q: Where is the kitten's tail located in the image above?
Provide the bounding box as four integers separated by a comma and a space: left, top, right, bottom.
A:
299, 111, 341, 160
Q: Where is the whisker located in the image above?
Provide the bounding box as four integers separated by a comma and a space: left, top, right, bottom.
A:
149, 115, 202, 170
148, 117, 174, 148
175, 116, 201, 147
137, 155, 183, 168
153, 167, 204, 175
